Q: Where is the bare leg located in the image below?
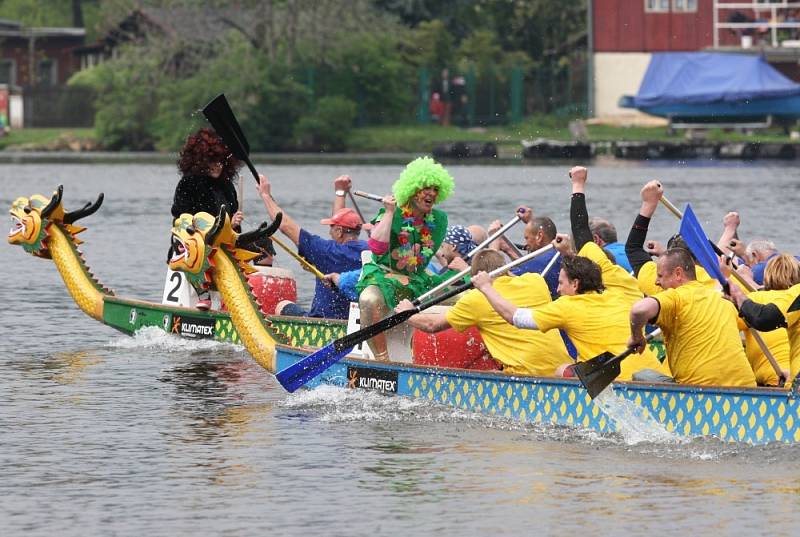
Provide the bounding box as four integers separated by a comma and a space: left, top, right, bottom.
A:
359, 285, 390, 360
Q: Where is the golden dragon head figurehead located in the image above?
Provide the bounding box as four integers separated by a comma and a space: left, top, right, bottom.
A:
8, 185, 103, 257
169, 211, 217, 287
169, 206, 283, 288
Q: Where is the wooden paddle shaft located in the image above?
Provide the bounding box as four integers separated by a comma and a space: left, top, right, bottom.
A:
271, 235, 326, 281
353, 190, 383, 202
347, 191, 368, 224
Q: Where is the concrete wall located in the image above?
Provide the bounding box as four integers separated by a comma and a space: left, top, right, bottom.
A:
593, 52, 652, 118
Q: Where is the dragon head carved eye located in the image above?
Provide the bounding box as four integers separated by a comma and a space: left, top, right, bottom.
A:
23, 206, 31, 214
186, 226, 196, 236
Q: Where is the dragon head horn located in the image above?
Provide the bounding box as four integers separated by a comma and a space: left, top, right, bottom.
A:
64, 193, 104, 225
234, 213, 282, 248
41, 185, 64, 217
206, 204, 229, 245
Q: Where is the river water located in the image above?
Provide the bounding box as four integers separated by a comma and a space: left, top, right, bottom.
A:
3, 161, 800, 536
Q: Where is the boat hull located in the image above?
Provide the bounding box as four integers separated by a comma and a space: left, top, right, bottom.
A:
619, 94, 800, 120
102, 295, 346, 347
276, 346, 800, 445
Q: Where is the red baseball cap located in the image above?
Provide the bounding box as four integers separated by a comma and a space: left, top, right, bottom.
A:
320, 208, 372, 230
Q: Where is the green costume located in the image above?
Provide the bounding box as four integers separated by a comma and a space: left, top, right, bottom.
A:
357, 207, 449, 308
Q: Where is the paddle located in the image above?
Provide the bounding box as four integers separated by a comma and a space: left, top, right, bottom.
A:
347, 191, 368, 226
574, 329, 662, 399
276, 243, 555, 392
202, 94, 259, 183
203, 93, 331, 283
662, 197, 786, 384
353, 190, 383, 202
416, 214, 522, 302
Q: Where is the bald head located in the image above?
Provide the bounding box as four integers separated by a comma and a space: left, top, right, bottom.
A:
467, 225, 488, 246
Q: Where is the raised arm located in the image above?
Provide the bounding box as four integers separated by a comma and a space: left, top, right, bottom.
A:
717, 211, 740, 256
569, 166, 593, 252
256, 174, 301, 245
332, 175, 351, 215
626, 180, 663, 277
367, 195, 396, 252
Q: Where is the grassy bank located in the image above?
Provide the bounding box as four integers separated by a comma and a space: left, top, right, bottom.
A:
347, 116, 798, 152
0, 128, 96, 150
2, 121, 796, 154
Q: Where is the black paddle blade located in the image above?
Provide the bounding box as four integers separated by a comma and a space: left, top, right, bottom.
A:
203, 94, 250, 158
336, 309, 418, 351
574, 351, 619, 399
276, 343, 355, 392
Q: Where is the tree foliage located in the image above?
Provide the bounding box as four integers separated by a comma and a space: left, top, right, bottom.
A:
64, 0, 586, 149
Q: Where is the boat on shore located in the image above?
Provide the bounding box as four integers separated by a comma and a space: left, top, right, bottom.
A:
10, 186, 800, 445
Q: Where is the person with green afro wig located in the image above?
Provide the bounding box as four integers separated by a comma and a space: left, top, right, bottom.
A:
356, 156, 456, 360
391, 156, 455, 206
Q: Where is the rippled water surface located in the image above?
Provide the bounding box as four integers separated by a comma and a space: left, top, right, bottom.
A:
3, 161, 800, 536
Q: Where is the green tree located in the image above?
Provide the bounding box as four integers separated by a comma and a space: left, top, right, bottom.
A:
294, 95, 357, 151
402, 19, 454, 69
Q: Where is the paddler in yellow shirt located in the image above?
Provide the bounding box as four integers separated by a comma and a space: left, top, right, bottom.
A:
395, 250, 571, 376
472, 253, 667, 382
629, 248, 756, 387
562, 166, 671, 380
729, 255, 797, 386
730, 257, 800, 388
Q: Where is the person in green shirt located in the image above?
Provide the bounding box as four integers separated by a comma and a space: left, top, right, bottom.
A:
356, 157, 455, 359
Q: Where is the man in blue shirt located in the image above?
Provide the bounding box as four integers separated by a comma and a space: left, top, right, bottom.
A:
589, 216, 632, 273
494, 207, 561, 299
256, 174, 369, 319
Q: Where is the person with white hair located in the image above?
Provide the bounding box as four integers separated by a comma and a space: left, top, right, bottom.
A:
748, 239, 779, 285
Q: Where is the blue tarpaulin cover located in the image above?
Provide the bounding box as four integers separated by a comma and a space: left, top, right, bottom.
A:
632, 52, 800, 107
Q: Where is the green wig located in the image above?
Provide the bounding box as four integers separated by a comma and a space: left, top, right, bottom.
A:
392, 156, 455, 207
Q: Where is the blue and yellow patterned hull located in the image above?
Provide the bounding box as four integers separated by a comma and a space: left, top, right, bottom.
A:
276, 345, 800, 445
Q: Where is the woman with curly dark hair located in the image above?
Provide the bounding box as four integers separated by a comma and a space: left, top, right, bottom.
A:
170, 127, 244, 310
171, 127, 244, 229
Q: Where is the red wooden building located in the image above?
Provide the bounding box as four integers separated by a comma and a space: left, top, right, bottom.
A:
0, 19, 85, 88
591, 0, 800, 117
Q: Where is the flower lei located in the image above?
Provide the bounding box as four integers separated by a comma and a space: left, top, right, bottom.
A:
396, 205, 436, 271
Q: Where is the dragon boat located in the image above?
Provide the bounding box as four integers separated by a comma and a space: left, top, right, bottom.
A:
10, 188, 800, 445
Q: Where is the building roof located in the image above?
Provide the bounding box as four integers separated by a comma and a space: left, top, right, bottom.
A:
0, 18, 85, 39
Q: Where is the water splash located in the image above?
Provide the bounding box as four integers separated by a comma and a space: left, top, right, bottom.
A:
106, 326, 243, 352
593, 387, 686, 445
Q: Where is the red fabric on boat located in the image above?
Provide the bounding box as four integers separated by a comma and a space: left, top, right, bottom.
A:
412, 327, 501, 371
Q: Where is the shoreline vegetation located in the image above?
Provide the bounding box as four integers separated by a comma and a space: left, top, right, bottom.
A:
1, 120, 798, 160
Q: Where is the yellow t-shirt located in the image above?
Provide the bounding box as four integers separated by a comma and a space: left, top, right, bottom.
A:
653, 280, 755, 387
445, 273, 571, 376
736, 289, 791, 387
637, 260, 717, 297
530, 291, 667, 381
763, 283, 800, 383
579, 242, 642, 305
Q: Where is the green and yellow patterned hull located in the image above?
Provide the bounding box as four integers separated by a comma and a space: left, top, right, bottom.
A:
102, 295, 345, 348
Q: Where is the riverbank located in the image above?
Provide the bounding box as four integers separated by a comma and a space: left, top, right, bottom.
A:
1, 119, 798, 161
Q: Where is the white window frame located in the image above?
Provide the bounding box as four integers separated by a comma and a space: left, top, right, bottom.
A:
645, 0, 670, 12
673, 0, 698, 12
37, 58, 58, 86
0, 58, 16, 86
